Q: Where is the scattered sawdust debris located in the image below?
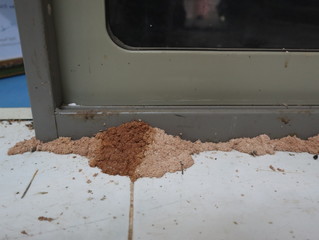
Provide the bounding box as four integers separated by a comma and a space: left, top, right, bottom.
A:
8, 121, 319, 182
269, 165, 276, 171
37, 192, 48, 195
25, 122, 34, 130
100, 195, 107, 201
38, 216, 54, 222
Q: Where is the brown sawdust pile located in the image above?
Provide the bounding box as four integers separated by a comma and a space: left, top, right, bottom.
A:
8, 121, 319, 181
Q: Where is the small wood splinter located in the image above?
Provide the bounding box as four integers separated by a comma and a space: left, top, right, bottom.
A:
180, 161, 184, 175
21, 169, 39, 199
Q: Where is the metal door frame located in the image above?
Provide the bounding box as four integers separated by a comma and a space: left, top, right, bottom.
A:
15, 0, 319, 142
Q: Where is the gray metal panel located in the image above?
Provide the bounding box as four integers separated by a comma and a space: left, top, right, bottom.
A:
14, 0, 62, 141
53, 0, 319, 106
55, 106, 319, 142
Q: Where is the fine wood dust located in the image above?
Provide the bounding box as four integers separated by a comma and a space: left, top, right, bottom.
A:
7, 121, 319, 181
89, 121, 154, 181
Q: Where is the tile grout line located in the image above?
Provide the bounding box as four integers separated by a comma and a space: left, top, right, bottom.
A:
128, 181, 134, 240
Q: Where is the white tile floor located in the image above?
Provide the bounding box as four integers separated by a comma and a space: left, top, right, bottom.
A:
1, 121, 319, 240
0, 121, 130, 240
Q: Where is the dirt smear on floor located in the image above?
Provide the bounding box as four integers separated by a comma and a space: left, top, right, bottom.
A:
8, 121, 319, 181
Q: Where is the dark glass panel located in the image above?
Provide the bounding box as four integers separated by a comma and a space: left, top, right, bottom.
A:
107, 0, 319, 50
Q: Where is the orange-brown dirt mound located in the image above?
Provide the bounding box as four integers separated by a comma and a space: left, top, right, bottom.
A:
8, 121, 319, 181
89, 121, 154, 181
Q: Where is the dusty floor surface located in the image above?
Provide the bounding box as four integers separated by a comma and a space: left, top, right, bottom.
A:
8, 121, 319, 181
2, 120, 319, 240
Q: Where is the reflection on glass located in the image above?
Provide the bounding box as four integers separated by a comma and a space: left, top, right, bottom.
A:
107, 0, 319, 49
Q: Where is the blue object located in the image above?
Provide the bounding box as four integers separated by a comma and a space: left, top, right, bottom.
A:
0, 74, 30, 107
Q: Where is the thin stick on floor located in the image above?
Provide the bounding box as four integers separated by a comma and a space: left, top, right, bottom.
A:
21, 169, 39, 199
